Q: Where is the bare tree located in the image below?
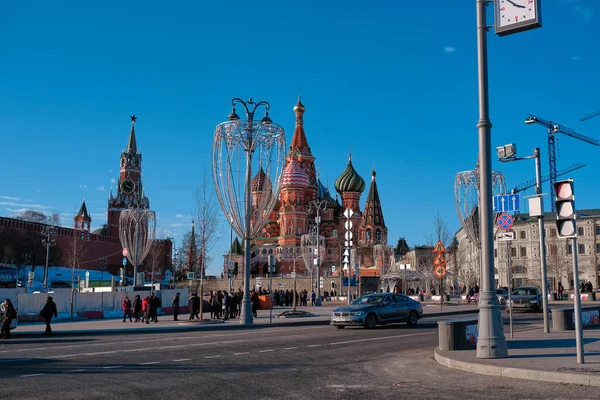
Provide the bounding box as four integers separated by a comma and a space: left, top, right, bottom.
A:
147, 239, 167, 285
195, 172, 220, 277
13, 210, 61, 226
546, 242, 569, 291
64, 231, 88, 318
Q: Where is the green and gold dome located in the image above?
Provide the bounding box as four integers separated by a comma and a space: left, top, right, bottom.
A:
334, 155, 365, 194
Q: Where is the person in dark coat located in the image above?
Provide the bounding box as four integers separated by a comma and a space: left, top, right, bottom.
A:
1, 299, 16, 339
189, 292, 198, 320
148, 293, 159, 323
122, 296, 133, 322
172, 292, 180, 321
133, 295, 142, 322
41, 296, 58, 336
251, 290, 259, 318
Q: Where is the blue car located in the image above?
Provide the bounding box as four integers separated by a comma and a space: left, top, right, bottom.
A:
331, 293, 423, 329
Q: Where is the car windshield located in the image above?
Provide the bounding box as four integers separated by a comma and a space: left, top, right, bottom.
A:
353, 295, 383, 305
513, 288, 537, 296
496, 289, 507, 295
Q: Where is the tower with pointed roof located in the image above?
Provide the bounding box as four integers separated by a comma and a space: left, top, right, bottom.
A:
288, 97, 317, 199
74, 200, 91, 232
107, 115, 150, 237
187, 220, 201, 275
359, 170, 387, 245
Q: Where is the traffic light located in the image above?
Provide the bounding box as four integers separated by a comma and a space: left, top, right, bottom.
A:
554, 179, 576, 238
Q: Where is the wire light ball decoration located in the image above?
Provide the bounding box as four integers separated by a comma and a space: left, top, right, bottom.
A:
212, 99, 287, 241
454, 162, 507, 248
118, 208, 156, 286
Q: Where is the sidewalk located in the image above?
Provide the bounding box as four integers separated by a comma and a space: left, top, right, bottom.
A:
12, 302, 479, 337
435, 327, 600, 387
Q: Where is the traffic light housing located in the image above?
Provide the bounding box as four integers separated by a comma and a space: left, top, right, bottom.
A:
554, 179, 576, 238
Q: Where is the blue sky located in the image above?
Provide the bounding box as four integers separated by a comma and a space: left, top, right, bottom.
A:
1, 0, 598, 275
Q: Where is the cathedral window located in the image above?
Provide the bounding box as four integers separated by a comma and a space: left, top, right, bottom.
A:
366, 229, 372, 240
375, 229, 381, 240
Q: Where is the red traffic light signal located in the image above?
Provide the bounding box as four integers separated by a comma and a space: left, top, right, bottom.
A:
554, 179, 576, 238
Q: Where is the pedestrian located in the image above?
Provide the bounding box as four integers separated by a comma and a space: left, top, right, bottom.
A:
40, 296, 58, 336
251, 290, 259, 318
142, 295, 150, 324
172, 292, 180, 321
558, 282, 564, 300
148, 293, 159, 323
122, 296, 133, 322
1, 299, 17, 339
189, 292, 198, 320
311, 291, 316, 306
133, 295, 142, 322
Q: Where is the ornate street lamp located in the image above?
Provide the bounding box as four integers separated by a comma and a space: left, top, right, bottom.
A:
212, 98, 286, 324
41, 224, 57, 288
308, 200, 327, 305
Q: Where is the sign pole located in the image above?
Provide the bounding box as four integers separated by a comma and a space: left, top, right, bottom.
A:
506, 239, 513, 338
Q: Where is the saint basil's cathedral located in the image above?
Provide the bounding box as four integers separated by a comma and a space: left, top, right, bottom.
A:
224, 98, 389, 278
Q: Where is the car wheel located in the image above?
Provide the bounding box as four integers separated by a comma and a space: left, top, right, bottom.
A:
336, 325, 345, 329
407, 311, 418, 326
364, 313, 377, 329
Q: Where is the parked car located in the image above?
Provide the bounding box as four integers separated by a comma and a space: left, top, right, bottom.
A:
0, 299, 18, 331
496, 288, 509, 305
508, 286, 542, 312
330, 293, 423, 329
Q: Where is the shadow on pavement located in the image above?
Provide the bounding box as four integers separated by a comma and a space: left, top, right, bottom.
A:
508, 337, 600, 349
508, 352, 600, 359
0, 338, 94, 345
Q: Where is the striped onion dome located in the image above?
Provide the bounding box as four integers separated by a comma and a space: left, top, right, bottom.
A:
281, 159, 309, 188
334, 156, 365, 194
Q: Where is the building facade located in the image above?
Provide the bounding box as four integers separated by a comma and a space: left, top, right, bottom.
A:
223, 98, 390, 279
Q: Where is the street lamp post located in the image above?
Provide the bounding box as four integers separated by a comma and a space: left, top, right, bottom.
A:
475, 0, 508, 358
212, 98, 286, 325
41, 224, 57, 288
308, 199, 327, 306
498, 145, 550, 333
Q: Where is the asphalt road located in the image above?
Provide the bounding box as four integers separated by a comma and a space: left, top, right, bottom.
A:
0, 313, 593, 400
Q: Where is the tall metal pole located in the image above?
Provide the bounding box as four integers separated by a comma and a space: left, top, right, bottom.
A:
241, 123, 254, 325
506, 240, 513, 339
403, 265, 407, 295
315, 212, 322, 306
228, 225, 233, 294
534, 148, 550, 333
571, 237, 585, 364
475, 0, 508, 358
44, 231, 51, 288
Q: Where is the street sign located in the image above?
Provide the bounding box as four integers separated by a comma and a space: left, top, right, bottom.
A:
343, 207, 353, 219
344, 220, 353, 230
433, 253, 446, 266
122, 248, 128, 257
332, 266, 336, 272
433, 240, 446, 253
291, 272, 296, 278
498, 231, 515, 241
497, 213, 514, 231
434, 265, 447, 279
493, 194, 520, 213
345, 231, 353, 240
228, 261, 234, 270
122, 257, 127, 266
85, 271, 90, 277
187, 272, 194, 280
278, 283, 283, 288
344, 240, 353, 247
343, 263, 349, 270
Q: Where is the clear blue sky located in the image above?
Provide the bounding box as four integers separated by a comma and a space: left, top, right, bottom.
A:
1, 1, 598, 275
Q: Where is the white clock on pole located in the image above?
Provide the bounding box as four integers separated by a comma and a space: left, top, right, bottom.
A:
495, 0, 542, 36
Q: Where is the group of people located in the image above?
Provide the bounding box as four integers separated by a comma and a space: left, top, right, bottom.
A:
186, 289, 246, 321
122, 293, 161, 324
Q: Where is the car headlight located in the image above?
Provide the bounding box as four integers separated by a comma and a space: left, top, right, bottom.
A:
529, 299, 539, 304
350, 311, 364, 316
331, 312, 336, 316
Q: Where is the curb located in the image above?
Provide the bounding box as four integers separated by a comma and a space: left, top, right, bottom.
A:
433, 347, 600, 387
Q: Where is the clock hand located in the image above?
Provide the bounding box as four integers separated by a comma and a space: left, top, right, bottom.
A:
506, 0, 526, 8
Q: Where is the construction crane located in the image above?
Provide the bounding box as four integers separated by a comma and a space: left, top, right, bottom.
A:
581, 109, 600, 122
525, 115, 599, 211
510, 162, 586, 194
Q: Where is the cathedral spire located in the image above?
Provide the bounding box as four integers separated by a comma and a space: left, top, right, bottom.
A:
289, 97, 312, 156
361, 169, 387, 244
74, 199, 91, 232
126, 115, 138, 154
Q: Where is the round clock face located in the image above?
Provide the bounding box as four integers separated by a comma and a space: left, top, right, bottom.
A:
499, 0, 536, 27
121, 180, 135, 194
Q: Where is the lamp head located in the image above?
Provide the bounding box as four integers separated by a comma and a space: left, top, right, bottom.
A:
228, 107, 240, 121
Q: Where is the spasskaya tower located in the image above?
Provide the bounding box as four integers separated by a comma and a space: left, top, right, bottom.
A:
106, 115, 150, 237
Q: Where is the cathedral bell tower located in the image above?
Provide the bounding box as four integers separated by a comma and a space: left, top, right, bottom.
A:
106, 115, 150, 237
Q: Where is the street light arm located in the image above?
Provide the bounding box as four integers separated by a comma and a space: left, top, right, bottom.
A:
231, 98, 271, 119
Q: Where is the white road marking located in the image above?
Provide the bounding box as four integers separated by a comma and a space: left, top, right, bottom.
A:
139, 362, 159, 365
102, 365, 123, 369
64, 369, 86, 373
173, 358, 192, 362
259, 349, 274, 353
329, 332, 435, 345
204, 355, 221, 359
233, 352, 248, 355
284, 347, 298, 350
307, 344, 321, 348
21, 374, 45, 378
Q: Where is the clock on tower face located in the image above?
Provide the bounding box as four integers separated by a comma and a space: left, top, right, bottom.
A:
495, 0, 542, 37
121, 179, 135, 194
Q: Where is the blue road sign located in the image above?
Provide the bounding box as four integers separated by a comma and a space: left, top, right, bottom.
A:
497, 213, 514, 231
493, 194, 520, 213
122, 257, 127, 266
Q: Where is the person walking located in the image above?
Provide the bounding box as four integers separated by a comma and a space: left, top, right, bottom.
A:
40, 296, 58, 336
311, 291, 316, 306
122, 296, 133, 322
133, 295, 142, 322
172, 292, 180, 321
148, 293, 159, 323
558, 282, 564, 300
1, 299, 16, 339
142, 295, 150, 324
251, 290, 259, 318
188, 292, 198, 321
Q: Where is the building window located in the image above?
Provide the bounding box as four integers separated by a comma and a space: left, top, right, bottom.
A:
550, 228, 557, 238
578, 227, 584, 236
520, 247, 527, 257
366, 229, 372, 240
549, 244, 557, 256
579, 244, 585, 254
494, 249, 497, 258
513, 266, 527, 274
568, 245, 572, 255
597, 244, 600, 253
520, 231, 526, 240
511, 247, 517, 257
375, 229, 381, 240
596, 226, 600, 235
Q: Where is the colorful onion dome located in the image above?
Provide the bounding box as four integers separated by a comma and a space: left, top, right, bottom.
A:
322, 190, 338, 210
334, 156, 365, 194
281, 159, 309, 188
317, 177, 328, 200
293, 97, 306, 114
252, 167, 271, 192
